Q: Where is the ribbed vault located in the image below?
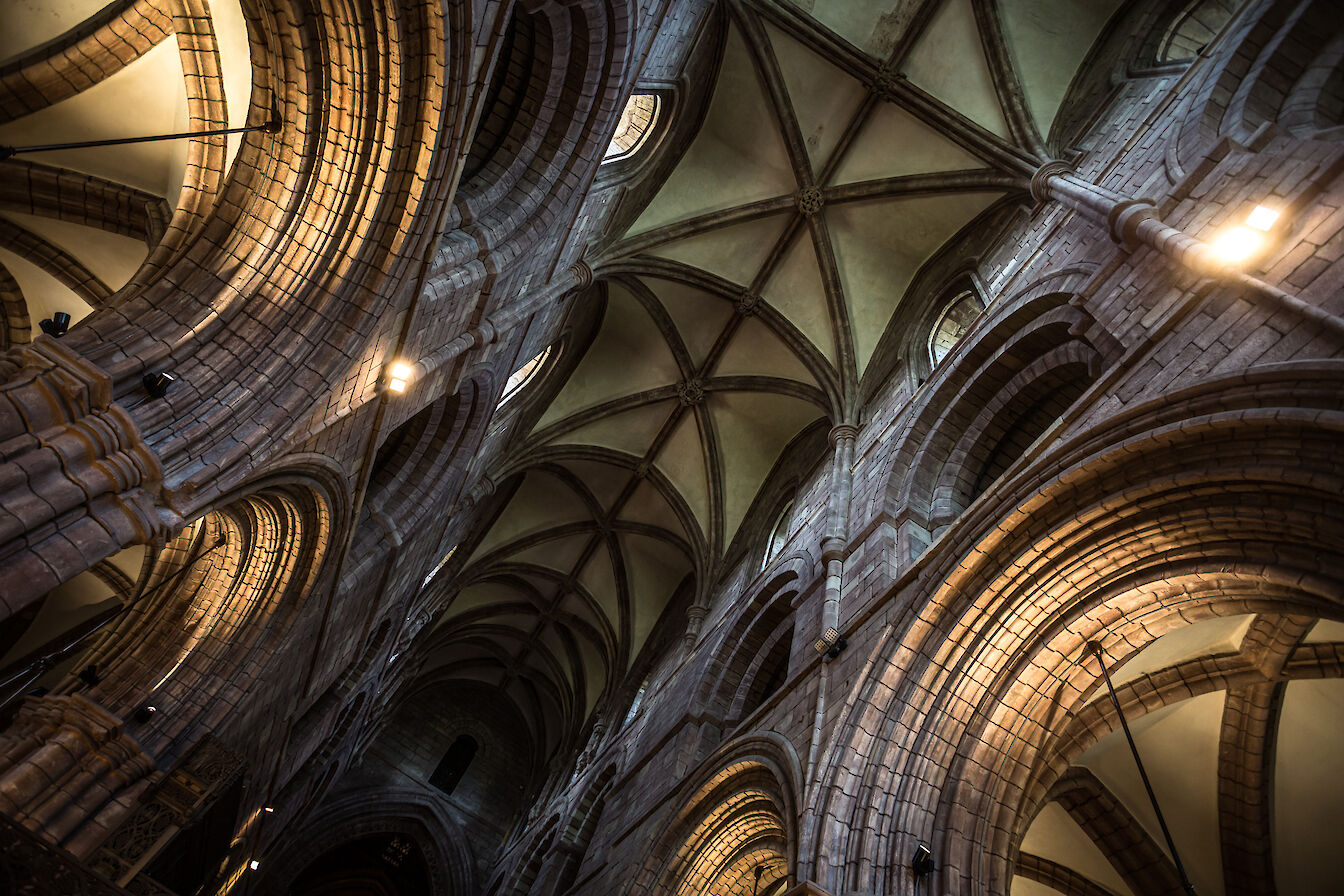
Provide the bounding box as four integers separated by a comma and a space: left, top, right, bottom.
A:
435, 0, 1143, 762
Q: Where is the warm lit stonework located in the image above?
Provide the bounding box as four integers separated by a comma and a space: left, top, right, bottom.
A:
0, 1, 1341, 895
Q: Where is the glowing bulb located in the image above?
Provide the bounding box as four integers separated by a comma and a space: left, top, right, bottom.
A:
1210, 225, 1263, 263
250, 860, 260, 871
387, 361, 413, 393
263, 806, 274, 813
1245, 204, 1279, 232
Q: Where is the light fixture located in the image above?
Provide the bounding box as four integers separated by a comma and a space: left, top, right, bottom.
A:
142, 371, 178, 399
911, 843, 935, 876
1210, 204, 1282, 264
826, 637, 848, 660
387, 361, 413, 393
249, 860, 260, 871
263, 806, 274, 813
39, 311, 71, 337
813, 626, 841, 655
133, 705, 157, 723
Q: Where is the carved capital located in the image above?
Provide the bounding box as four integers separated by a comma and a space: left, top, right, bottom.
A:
0, 340, 172, 613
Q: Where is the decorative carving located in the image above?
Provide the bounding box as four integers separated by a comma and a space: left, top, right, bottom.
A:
796, 186, 824, 217
735, 292, 762, 316
0, 814, 132, 896
869, 63, 902, 101
569, 259, 594, 290
676, 378, 706, 406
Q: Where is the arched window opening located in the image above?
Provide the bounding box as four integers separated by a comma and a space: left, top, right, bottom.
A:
623, 678, 649, 727
762, 501, 794, 570
498, 346, 552, 409
421, 546, 456, 589
604, 93, 661, 163
429, 734, 478, 796
929, 291, 983, 366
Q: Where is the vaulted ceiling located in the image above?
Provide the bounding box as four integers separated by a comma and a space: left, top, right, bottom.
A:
433, 0, 1132, 759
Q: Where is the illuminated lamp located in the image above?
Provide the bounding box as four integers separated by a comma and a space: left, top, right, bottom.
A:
1210, 204, 1281, 264
387, 361, 413, 393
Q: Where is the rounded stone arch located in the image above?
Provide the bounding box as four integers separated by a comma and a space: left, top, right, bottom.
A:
807, 364, 1344, 894
884, 288, 1115, 553
67, 468, 339, 757
449, 0, 639, 259
0, 261, 30, 351
628, 733, 802, 896
695, 564, 807, 729
1175, 0, 1342, 160
551, 763, 621, 892
367, 374, 492, 536
490, 813, 562, 896
259, 784, 474, 896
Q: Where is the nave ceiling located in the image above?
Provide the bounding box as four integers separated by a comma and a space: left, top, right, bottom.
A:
430, 0, 1138, 761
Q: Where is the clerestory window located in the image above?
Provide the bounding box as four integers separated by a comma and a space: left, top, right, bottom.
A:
929, 292, 983, 367
604, 93, 660, 163
498, 346, 553, 409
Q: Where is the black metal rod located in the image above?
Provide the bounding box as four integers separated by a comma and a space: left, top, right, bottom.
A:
1, 111, 280, 160
0, 534, 228, 707
1087, 641, 1197, 895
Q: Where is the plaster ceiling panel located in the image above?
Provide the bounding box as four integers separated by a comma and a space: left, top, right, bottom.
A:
440, 582, 532, 624
763, 21, 869, 170
576, 552, 622, 631
1019, 802, 1134, 896
1112, 613, 1253, 686
1274, 679, 1344, 896
1077, 691, 1227, 896
619, 532, 689, 663
619, 477, 693, 541
641, 277, 738, 368
655, 414, 712, 532
0, 246, 91, 335
539, 283, 682, 427
714, 315, 821, 386
626, 26, 795, 236
0, 0, 110, 63
901, 0, 1010, 138
760, 232, 838, 367
557, 591, 604, 633
506, 534, 595, 577
0, 39, 189, 201
576, 635, 606, 711
831, 101, 985, 186
1008, 879, 1071, 896
5, 211, 149, 289
999, 0, 1124, 138
470, 472, 594, 560
557, 458, 636, 511
1303, 618, 1344, 643
800, 0, 919, 58
553, 401, 675, 460
712, 391, 823, 539
535, 626, 573, 679
645, 212, 792, 288
826, 191, 1001, 372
